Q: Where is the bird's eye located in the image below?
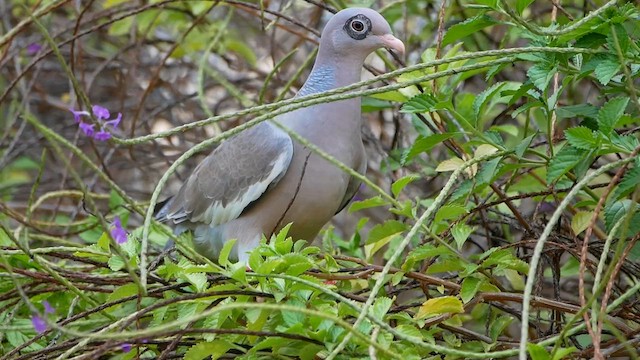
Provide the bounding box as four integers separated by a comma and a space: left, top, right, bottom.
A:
350, 20, 365, 33
344, 14, 371, 40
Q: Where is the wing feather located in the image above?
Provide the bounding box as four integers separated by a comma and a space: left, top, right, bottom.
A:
158, 122, 293, 226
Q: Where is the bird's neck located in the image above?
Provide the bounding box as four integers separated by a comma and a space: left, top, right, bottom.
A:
297, 54, 364, 97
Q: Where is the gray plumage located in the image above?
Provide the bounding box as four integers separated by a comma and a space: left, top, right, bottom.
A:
157, 8, 404, 262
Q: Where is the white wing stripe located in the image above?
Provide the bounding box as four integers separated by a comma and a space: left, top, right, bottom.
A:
190, 149, 291, 226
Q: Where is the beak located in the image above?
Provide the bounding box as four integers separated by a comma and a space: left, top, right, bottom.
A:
380, 34, 405, 55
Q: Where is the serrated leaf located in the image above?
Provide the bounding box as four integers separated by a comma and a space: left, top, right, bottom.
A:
372, 297, 393, 321
612, 166, 640, 201
442, 15, 498, 47
597, 97, 629, 136
402, 133, 457, 164
564, 127, 598, 149
184, 340, 233, 360
571, 211, 593, 235
416, 296, 464, 319
547, 146, 587, 183
108, 255, 125, 271
607, 23, 629, 55
184, 272, 208, 292
391, 175, 420, 197
401, 93, 448, 113
460, 276, 481, 303
527, 63, 556, 91
473, 82, 506, 124
527, 343, 551, 360
594, 58, 620, 85
436, 157, 465, 172
452, 223, 475, 250
349, 195, 389, 212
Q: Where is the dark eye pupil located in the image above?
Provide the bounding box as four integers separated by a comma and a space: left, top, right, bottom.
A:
351, 21, 364, 31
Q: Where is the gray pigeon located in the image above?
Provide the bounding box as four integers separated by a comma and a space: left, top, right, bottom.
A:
157, 8, 404, 262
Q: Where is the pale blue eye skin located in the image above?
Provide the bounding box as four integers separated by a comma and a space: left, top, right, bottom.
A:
344, 15, 371, 40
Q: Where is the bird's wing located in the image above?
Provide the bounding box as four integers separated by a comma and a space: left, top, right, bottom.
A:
157, 122, 293, 226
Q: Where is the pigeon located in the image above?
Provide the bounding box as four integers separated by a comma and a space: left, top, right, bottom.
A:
157, 7, 404, 262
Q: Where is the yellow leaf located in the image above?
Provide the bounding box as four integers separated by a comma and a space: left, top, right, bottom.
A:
571, 211, 593, 235
474, 144, 498, 158
435, 157, 465, 172
416, 296, 464, 319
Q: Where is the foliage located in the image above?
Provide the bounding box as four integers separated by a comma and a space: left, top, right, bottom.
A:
1, 0, 640, 359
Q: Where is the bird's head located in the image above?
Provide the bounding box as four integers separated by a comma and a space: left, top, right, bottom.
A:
320, 8, 405, 60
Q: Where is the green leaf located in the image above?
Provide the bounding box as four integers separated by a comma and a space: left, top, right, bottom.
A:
372, 297, 393, 321
473, 82, 506, 124
556, 104, 599, 120
416, 296, 464, 319
490, 315, 514, 341
594, 58, 620, 85
460, 276, 481, 303
402, 133, 457, 164
434, 204, 467, 224
527, 343, 551, 360
612, 165, 640, 201
607, 23, 629, 55
527, 63, 556, 91
604, 200, 640, 237
553, 347, 577, 360
564, 126, 598, 149
481, 249, 529, 274
218, 238, 236, 267
442, 15, 498, 47
106, 283, 139, 303
546, 146, 587, 183
349, 195, 389, 212
367, 220, 407, 244
391, 175, 420, 198
184, 340, 234, 360
597, 97, 629, 136
516, 0, 535, 14
571, 211, 593, 235
514, 134, 536, 158
452, 223, 475, 250
401, 93, 448, 113
184, 272, 208, 292
226, 40, 257, 66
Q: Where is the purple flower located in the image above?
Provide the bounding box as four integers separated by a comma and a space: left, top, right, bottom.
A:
42, 301, 55, 314
68, 105, 122, 141
94, 130, 112, 141
104, 113, 122, 129
31, 315, 47, 334
92, 105, 110, 120
110, 217, 128, 244
79, 122, 95, 137
69, 108, 90, 123
121, 343, 132, 352
26, 43, 42, 56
